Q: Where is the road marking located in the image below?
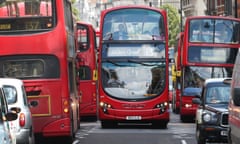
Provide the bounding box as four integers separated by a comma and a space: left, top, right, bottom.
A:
181, 140, 187, 144
73, 140, 80, 144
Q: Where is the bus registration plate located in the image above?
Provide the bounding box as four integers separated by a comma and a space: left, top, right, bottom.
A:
126, 116, 141, 120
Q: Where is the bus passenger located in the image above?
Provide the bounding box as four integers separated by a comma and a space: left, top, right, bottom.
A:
151, 27, 165, 40
113, 24, 128, 40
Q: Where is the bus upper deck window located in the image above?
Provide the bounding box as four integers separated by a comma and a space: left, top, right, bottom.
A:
113, 24, 128, 40
25, 1, 40, 15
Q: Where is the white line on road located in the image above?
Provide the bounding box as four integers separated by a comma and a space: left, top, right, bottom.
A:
73, 140, 80, 144
181, 140, 187, 144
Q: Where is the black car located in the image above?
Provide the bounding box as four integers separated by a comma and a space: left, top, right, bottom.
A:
192, 78, 231, 144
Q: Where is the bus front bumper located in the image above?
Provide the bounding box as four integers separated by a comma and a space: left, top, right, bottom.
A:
99, 107, 170, 121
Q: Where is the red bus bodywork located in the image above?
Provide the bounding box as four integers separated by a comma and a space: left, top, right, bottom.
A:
180, 16, 240, 121
76, 22, 98, 119
0, 0, 80, 140
172, 32, 184, 114
98, 6, 169, 128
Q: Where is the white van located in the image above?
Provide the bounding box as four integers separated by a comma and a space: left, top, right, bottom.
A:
0, 78, 35, 144
229, 51, 240, 144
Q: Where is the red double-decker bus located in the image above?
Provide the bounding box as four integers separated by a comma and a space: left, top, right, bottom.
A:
0, 0, 80, 142
76, 22, 98, 120
98, 5, 169, 128
172, 32, 184, 114
178, 16, 240, 121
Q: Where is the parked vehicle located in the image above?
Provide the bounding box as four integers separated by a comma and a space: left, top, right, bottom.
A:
0, 84, 18, 144
193, 78, 231, 144
228, 51, 240, 144
180, 87, 201, 122
0, 78, 35, 144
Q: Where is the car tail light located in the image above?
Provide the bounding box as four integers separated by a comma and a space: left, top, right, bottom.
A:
19, 113, 25, 127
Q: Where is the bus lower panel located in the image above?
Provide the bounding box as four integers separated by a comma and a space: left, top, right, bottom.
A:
180, 107, 196, 116
35, 117, 71, 137
80, 104, 97, 117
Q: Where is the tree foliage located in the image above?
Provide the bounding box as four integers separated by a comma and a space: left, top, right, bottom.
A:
160, 4, 180, 47
71, 0, 80, 21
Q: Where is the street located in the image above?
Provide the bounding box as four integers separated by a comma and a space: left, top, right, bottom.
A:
35, 108, 228, 144
70, 110, 227, 144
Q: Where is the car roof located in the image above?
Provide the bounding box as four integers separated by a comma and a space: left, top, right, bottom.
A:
0, 78, 23, 86
204, 78, 232, 86
0, 83, 4, 88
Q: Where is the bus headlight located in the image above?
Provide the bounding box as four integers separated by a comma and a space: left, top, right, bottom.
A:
184, 104, 192, 108
100, 101, 111, 114
155, 102, 168, 114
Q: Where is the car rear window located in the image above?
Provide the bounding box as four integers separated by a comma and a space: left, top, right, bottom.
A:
3, 85, 17, 104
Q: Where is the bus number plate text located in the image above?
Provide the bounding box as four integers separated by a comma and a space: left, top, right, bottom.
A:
126, 116, 142, 120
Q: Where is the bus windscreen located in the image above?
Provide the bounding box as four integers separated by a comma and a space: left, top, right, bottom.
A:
189, 19, 240, 44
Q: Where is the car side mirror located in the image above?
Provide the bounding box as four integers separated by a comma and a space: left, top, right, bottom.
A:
195, 94, 201, 98
5, 112, 18, 121
192, 98, 201, 105
233, 88, 240, 106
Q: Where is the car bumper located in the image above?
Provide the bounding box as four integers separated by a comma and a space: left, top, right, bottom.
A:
16, 128, 31, 144
199, 125, 228, 142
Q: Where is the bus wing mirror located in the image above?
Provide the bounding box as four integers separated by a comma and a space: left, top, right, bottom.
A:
169, 58, 174, 63
233, 88, 240, 106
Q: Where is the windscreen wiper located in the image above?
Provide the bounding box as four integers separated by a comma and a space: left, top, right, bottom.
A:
127, 59, 166, 66
103, 60, 123, 66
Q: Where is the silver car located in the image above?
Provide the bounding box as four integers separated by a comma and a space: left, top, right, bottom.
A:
0, 83, 18, 144
0, 78, 35, 144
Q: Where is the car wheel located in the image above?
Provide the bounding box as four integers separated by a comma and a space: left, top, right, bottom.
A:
28, 127, 35, 144
228, 128, 232, 144
196, 126, 205, 144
